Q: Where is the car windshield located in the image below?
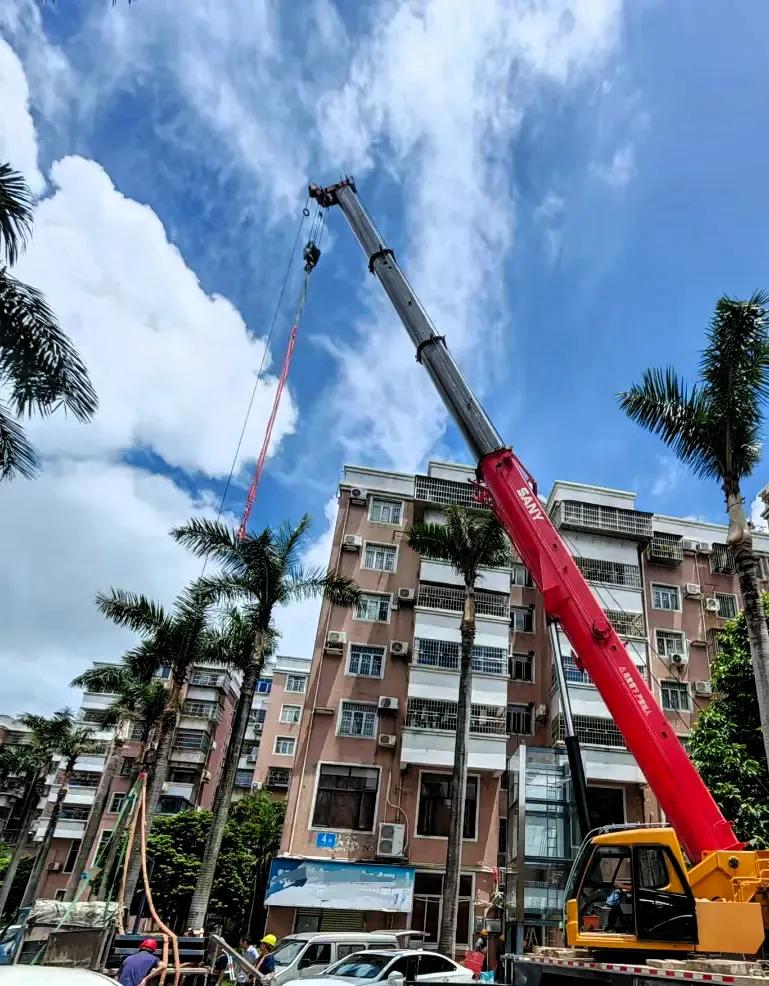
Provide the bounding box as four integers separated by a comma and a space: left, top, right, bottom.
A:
326, 954, 392, 979
270, 938, 307, 967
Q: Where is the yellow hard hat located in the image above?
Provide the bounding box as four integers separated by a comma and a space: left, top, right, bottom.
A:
261, 934, 278, 948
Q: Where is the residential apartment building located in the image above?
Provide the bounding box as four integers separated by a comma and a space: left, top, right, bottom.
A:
270, 461, 769, 953
0, 655, 308, 903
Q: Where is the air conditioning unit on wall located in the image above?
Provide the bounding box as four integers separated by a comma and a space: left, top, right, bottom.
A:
684, 583, 702, 597
349, 488, 368, 504
694, 680, 713, 696
378, 734, 396, 748
377, 822, 405, 858
342, 534, 363, 551
705, 597, 720, 613
397, 587, 416, 604
378, 696, 399, 713
325, 631, 347, 651
390, 641, 409, 658
668, 652, 689, 668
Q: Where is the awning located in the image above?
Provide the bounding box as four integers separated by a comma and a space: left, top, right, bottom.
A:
266, 858, 415, 913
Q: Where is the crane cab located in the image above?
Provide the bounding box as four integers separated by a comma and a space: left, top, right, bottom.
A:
563, 826, 768, 956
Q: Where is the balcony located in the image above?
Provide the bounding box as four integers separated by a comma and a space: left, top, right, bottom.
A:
405, 697, 506, 736
413, 638, 507, 676
647, 532, 684, 565
189, 670, 224, 688
164, 781, 195, 800
415, 474, 490, 510
604, 609, 645, 638
401, 713, 506, 772
419, 559, 511, 595
417, 583, 509, 619
553, 500, 652, 541
573, 557, 641, 589
266, 766, 291, 790
551, 713, 625, 749
710, 543, 736, 575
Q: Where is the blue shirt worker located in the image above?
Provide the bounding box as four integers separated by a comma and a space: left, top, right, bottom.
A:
117, 938, 167, 986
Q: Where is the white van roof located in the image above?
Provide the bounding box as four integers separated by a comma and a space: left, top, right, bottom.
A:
282, 932, 397, 942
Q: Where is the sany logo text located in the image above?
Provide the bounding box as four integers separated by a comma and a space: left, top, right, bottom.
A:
516, 487, 544, 522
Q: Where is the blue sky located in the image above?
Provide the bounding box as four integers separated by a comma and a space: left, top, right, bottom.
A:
1, 0, 768, 712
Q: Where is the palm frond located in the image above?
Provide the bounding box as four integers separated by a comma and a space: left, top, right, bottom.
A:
618, 367, 719, 480
282, 566, 361, 607
0, 400, 39, 480
406, 522, 456, 563
274, 515, 313, 566
0, 163, 33, 266
70, 664, 127, 692
171, 517, 243, 564
96, 589, 168, 636
0, 269, 97, 420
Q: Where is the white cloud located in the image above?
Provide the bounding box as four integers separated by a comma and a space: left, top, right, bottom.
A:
650, 456, 684, 498
751, 490, 769, 531
13, 155, 296, 476
0, 38, 44, 193
592, 142, 636, 189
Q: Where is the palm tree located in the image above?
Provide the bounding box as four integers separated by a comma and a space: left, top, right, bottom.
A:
0, 163, 97, 480
170, 515, 360, 929
0, 744, 41, 917
16, 710, 94, 908
62, 665, 167, 903
95, 584, 212, 909
407, 505, 509, 957
619, 292, 769, 768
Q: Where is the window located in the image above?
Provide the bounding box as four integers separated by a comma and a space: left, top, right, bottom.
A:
189, 670, 222, 687
417, 773, 478, 838
120, 757, 136, 777
716, 592, 738, 620
249, 708, 267, 725
335, 943, 368, 961
347, 644, 385, 679
174, 729, 209, 751
235, 769, 254, 787
129, 722, 145, 742
80, 709, 108, 724
575, 557, 642, 588
651, 584, 681, 611
511, 563, 532, 588
507, 703, 533, 735
552, 714, 626, 748
169, 768, 197, 783
285, 675, 307, 693
411, 872, 472, 946
298, 943, 332, 969
661, 680, 691, 712
655, 630, 686, 659
69, 771, 99, 788
354, 593, 391, 622
312, 764, 379, 831
280, 705, 302, 724
183, 700, 217, 719
63, 840, 81, 873
94, 829, 113, 857
510, 652, 534, 682
637, 846, 669, 890
511, 606, 534, 633
266, 766, 291, 789
363, 543, 397, 572
339, 701, 377, 738
414, 638, 506, 676
256, 679, 273, 695
243, 741, 260, 757
54, 889, 66, 901
274, 736, 296, 756
369, 497, 402, 525
418, 956, 456, 975
109, 793, 125, 814
61, 805, 90, 820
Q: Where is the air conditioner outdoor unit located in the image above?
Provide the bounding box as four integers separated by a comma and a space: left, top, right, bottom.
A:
698, 541, 712, 552
668, 652, 689, 667
325, 631, 347, 650
252, 781, 263, 790
535, 704, 548, 720
705, 597, 720, 613
397, 587, 416, 603
682, 538, 699, 552
254, 723, 264, 732
342, 534, 363, 551
349, 488, 369, 504
378, 696, 399, 713
47, 860, 62, 873
694, 680, 713, 696
390, 641, 409, 658
684, 583, 702, 597
377, 822, 406, 858
378, 734, 397, 748
246, 753, 258, 763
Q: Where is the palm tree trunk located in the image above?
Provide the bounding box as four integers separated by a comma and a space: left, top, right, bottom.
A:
0, 776, 41, 917
63, 741, 122, 903
438, 586, 475, 958
186, 634, 266, 929
20, 761, 74, 908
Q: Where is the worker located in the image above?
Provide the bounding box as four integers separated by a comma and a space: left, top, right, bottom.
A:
116, 938, 167, 986
255, 934, 278, 975
236, 936, 259, 984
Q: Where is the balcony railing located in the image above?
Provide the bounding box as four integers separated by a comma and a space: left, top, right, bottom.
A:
604, 609, 645, 638
415, 474, 490, 510
189, 670, 224, 688
573, 557, 641, 589
710, 543, 736, 575
414, 638, 507, 676
405, 698, 506, 736
554, 500, 652, 541
417, 583, 509, 619
647, 532, 684, 565
266, 766, 291, 789
181, 701, 220, 722
551, 713, 626, 749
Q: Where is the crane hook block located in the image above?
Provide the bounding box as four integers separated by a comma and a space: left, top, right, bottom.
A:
303, 240, 321, 272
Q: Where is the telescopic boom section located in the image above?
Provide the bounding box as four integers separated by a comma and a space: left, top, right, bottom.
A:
311, 177, 741, 862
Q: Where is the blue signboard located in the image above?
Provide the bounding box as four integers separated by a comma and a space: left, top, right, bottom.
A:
316, 832, 337, 849
266, 858, 415, 912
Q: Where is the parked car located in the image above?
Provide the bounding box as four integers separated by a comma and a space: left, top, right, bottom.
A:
0, 969, 118, 984
269, 933, 400, 985
294, 949, 475, 985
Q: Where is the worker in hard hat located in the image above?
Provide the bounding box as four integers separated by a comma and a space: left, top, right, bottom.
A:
256, 934, 278, 975
116, 937, 167, 986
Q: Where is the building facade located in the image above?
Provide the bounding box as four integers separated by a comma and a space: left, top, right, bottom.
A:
269, 461, 769, 953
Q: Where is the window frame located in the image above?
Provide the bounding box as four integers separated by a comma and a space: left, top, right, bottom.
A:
353, 591, 392, 624
511, 563, 533, 588
345, 643, 386, 680
510, 651, 534, 683
415, 769, 480, 842
511, 606, 535, 633
274, 735, 297, 756
507, 703, 533, 735
651, 582, 682, 612
368, 497, 404, 527
279, 704, 302, 724
309, 761, 381, 834
285, 674, 307, 693
411, 870, 474, 948
337, 700, 378, 740
362, 540, 399, 573
655, 629, 686, 659
661, 679, 691, 712
715, 592, 738, 620
109, 793, 125, 814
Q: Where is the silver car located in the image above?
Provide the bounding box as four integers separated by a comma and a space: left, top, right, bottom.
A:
295, 949, 475, 986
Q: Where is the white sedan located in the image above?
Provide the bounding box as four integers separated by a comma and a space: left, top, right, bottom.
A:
0, 969, 118, 984
298, 949, 475, 986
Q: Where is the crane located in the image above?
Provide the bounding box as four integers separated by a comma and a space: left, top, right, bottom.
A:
310, 177, 769, 957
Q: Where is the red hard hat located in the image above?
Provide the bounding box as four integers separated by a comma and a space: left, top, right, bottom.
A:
140, 938, 158, 952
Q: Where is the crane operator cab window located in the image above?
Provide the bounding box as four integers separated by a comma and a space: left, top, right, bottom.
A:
576, 843, 697, 943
